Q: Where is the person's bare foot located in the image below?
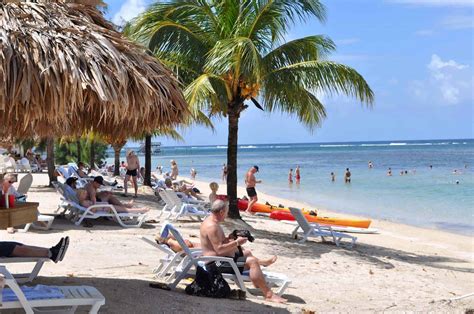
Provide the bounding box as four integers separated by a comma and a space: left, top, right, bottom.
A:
244, 210, 255, 216
260, 255, 277, 267
265, 293, 287, 303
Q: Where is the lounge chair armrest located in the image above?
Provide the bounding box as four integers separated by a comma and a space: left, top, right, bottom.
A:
195, 256, 235, 263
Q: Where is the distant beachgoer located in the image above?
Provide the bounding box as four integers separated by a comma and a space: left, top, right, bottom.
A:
156, 165, 163, 174
222, 163, 228, 182
330, 172, 335, 182
429, 165, 433, 169
209, 182, 219, 205
456, 180, 460, 185
387, 168, 392, 176
368, 161, 373, 169
453, 169, 459, 175
344, 168, 351, 183
245, 165, 261, 214
190, 168, 197, 180
465, 164, 468, 169
295, 165, 301, 183
288, 169, 293, 184
139, 167, 145, 179
400, 171, 404, 176
123, 150, 140, 198
404, 170, 408, 175
170, 160, 179, 180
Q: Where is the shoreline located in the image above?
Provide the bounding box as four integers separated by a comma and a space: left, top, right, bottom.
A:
189, 176, 474, 240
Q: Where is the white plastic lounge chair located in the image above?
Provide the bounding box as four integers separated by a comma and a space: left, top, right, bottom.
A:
289, 207, 357, 249
140, 236, 200, 279
67, 199, 147, 228
162, 190, 208, 221
164, 226, 290, 297
0, 257, 49, 283
54, 181, 147, 228
0, 266, 105, 314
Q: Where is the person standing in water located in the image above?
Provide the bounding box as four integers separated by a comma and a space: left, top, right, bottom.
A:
331, 172, 335, 182
123, 150, 140, 198
295, 165, 301, 184
387, 168, 392, 176
288, 169, 293, 184
245, 166, 261, 215
344, 168, 351, 183
368, 161, 373, 169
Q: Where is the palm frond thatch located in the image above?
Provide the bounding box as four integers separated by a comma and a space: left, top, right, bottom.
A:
0, 0, 188, 139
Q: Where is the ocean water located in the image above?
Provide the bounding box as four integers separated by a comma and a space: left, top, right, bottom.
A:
107, 139, 474, 236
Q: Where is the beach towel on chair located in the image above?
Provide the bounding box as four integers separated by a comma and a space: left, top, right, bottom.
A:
2, 285, 65, 302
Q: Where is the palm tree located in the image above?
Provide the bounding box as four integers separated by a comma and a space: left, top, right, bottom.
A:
131, 0, 374, 218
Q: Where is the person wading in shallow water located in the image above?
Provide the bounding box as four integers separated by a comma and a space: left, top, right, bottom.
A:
245, 165, 261, 215
295, 165, 301, 184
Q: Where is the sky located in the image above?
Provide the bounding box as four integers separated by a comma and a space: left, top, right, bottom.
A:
105, 0, 473, 146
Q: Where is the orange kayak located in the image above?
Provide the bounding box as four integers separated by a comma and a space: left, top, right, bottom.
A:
237, 199, 311, 215
270, 210, 372, 229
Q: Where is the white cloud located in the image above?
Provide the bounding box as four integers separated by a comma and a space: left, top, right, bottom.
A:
335, 38, 360, 45
428, 54, 468, 71
388, 0, 474, 7
441, 15, 474, 30
411, 54, 472, 105
112, 0, 146, 26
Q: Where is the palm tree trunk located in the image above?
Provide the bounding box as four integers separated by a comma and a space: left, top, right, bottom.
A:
144, 135, 152, 186
89, 140, 95, 170
113, 146, 121, 176
46, 137, 56, 186
227, 106, 241, 219
76, 140, 82, 162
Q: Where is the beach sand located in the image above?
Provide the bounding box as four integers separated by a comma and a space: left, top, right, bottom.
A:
2, 173, 473, 313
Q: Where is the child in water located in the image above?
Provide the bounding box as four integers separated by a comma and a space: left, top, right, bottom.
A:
288, 169, 293, 183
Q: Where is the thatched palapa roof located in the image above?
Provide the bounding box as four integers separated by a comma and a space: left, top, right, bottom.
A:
0, 0, 188, 139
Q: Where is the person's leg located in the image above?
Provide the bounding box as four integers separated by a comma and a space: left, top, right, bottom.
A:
11, 244, 49, 257
242, 249, 277, 267
114, 205, 149, 213
123, 174, 130, 195
245, 256, 286, 303
132, 175, 138, 197
246, 195, 257, 214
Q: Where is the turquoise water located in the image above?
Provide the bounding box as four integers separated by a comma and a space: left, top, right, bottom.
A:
107, 139, 474, 235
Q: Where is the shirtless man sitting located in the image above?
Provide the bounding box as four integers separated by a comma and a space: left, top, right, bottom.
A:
200, 200, 286, 303
82, 176, 148, 213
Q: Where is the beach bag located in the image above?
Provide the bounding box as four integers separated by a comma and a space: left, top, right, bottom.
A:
185, 262, 231, 298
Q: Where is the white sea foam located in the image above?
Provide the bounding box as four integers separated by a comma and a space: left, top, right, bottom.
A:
239, 145, 257, 149
216, 146, 227, 149
319, 144, 354, 147
389, 142, 407, 146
